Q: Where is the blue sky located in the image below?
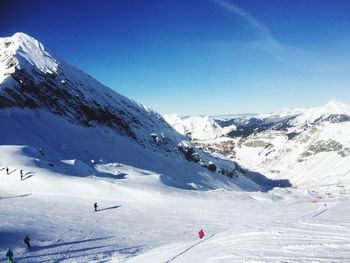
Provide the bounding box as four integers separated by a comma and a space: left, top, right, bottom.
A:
2, 0, 350, 115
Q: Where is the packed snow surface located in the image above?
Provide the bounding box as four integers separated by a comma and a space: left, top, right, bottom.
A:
1, 144, 350, 262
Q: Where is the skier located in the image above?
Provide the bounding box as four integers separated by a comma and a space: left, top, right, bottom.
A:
198, 229, 205, 239
24, 235, 31, 248
20, 169, 24, 180
38, 148, 44, 156
6, 167, 9, 175
94, 202, 98, 212
6, 248, 13, 263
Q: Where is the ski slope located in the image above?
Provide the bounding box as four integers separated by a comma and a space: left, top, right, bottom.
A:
1, 145, 350, 262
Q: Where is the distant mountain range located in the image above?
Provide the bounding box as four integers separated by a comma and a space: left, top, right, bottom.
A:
165, 100, 350, 190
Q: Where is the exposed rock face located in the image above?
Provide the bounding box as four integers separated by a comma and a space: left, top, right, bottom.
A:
2, 68, 136, 138
193, 140, 236, 159
242, 140, 269, 148
312, 114, 350, 125
302, 140, 350, 158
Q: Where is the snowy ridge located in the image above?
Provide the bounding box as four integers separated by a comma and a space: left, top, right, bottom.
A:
291, 100, 350, 126
0, 33, 169, 141
163, 114, 236, 141
258, 100, 350, 126
0, 33, 59, 84
1, 33, 58, 77
0, 33, 185, 147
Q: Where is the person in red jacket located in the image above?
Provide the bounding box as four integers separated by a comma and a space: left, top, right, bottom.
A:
198, 229, 205, 239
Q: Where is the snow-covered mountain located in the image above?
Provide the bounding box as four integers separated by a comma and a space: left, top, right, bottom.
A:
257, 100, 350, 127
0, 32, 261, 191
165, 101, 350, 190
163, 114, 236, 141
0, 32, 178, 142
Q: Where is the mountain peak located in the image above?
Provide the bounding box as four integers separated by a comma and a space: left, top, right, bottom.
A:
0, 32, 58, 83
11, 32, 38, 43
0, 32, 177, 145
325, 100, 350, 114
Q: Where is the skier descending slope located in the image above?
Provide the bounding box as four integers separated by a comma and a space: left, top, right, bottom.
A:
198, 229, 205, 239
6, 248, 13, 263
24, 235, 31, 248
94, 202, 98, 212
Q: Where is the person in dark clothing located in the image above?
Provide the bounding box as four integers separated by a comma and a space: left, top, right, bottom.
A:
24, 235, 31, 248
6, 248, 13, 263
20, 169, 24, 180
94, 202, 98, 212
6, 167, 9, 175
38, 148, 44, 156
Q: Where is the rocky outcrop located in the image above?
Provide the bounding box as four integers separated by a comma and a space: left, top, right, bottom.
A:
302, 139, 350, 158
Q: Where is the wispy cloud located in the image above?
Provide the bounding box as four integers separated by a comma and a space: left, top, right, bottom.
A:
211, 0, 287, 63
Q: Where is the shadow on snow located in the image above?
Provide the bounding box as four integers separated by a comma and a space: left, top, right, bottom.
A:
15, 241, 144, 262
0, 193, 32, 200
22, 173, 35, 180
244, 170, 292, 192
32, 236, 114, 251
97, 205, 121, 212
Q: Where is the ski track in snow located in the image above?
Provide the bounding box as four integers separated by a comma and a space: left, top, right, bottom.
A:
165, 234, 216, 263
312, 209, 328, 218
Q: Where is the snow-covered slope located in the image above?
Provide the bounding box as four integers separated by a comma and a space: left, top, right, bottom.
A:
1, 144, 350, 262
